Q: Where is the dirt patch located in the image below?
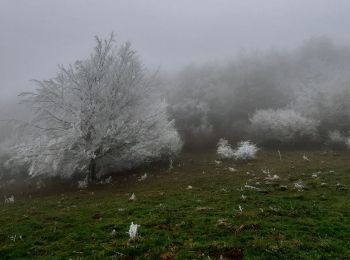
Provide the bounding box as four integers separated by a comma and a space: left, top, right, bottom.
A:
207, 245, 244, 259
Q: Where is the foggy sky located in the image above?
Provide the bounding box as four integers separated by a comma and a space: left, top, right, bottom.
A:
1, 0, 350, 102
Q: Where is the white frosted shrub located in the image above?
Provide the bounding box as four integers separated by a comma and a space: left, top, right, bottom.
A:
216, 138, 234, 159
346, 138, 350, 149
217, 139, 258, 160
233, 141, 259, 160
250, 108, 319, 144
328, 130, 350, 149
329, 130, 345, 144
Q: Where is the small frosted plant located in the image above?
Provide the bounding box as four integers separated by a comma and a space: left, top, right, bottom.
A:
77, 178, 88, 189
4, 195, 15, 204
100, 176, 112, 184
168, 158, 174, 172
265, 174, 280, 181
214, 160, 222, 165
294, 180, 305, 191
137, 173, 148, 182
128, 222, 140, 240
9, 234, 22, 241
302, 154, 310, 161
129, 193, 136, 201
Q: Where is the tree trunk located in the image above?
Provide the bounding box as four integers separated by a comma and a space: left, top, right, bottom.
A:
88, 158, 97, 183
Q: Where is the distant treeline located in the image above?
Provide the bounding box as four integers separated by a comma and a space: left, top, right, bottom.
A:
1, 36, 350, 152
166, 36, 350, 149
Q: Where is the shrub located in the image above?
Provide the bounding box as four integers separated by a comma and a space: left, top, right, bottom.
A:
328, 130, 350, 149
233, 141, 259, 160
217, 139, 258, 160
170, 98, 214, 148
250, 108, 319, 144
217, 138, 234, 159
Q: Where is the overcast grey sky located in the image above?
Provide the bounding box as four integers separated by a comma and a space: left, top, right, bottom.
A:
1, 0, 350, 101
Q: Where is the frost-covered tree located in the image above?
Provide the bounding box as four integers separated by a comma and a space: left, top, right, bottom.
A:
166, 37, 350, 147
328, 130, 350, 149
250, 108, 319, 145
10, 34, 182, 182
167, 64, 217, 148
169, 98, 213, 148
293, 77, 350, 135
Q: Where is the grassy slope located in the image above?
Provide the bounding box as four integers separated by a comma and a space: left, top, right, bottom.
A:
1, 150, 350, 259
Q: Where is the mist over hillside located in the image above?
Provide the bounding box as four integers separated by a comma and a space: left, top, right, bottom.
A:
0, 0, 350, 184
1, 36, 350, 153
2, 2, 350, 259
166, 37, 350, 148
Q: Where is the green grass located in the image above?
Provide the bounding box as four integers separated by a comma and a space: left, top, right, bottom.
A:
1, 150, 350, 259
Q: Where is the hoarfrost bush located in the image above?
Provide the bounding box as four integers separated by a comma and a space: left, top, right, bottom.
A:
167, 37, 350, 148
233, 141, 259, 160
4, 195, 15, 204
250, 108, 319, 144
217, 139, 258, 160
217, 138, 234, 159
293, 77, 350, 135
169, 97, 214, 148
77, 178, 88, 189
347, 139, 350, 148
328, 130, 350, 149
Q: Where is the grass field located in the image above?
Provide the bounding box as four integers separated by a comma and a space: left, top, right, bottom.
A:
1, 150, 350, 259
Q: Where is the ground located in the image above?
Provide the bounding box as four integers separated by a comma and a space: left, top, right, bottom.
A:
1, 150, 350, 259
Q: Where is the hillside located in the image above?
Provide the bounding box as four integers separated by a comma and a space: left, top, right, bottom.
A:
1, 150, 350, 259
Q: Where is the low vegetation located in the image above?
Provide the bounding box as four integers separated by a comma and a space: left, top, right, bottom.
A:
1, 150, 350, 259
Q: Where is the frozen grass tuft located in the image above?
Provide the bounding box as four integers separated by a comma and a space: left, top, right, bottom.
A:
128, 222, 140, 240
